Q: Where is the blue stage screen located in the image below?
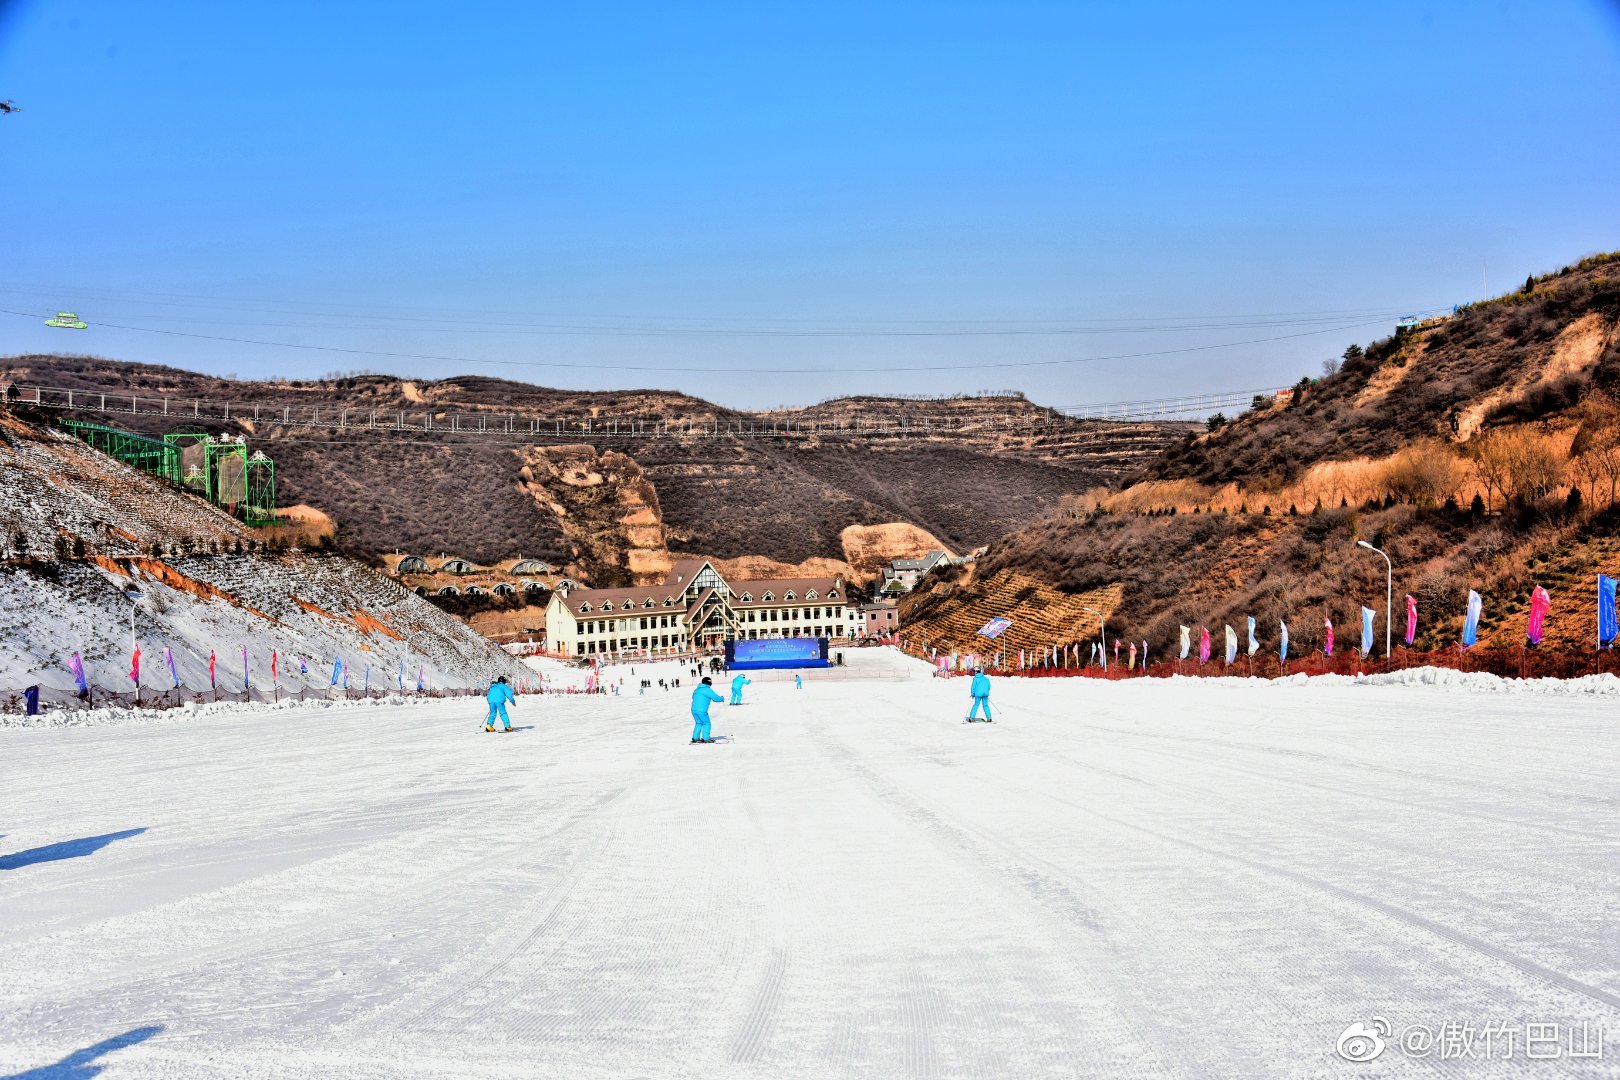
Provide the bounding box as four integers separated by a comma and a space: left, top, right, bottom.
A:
729, 637, 829, 669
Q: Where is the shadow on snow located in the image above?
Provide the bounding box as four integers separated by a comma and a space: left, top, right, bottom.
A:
1, 1025, 163, 1079
0, 829, 147, 871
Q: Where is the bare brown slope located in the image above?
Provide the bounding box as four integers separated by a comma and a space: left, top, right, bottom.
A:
904, 252, 1620, 655
0, 357, 1188, 576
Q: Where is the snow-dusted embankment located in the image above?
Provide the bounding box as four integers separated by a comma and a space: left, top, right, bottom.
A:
0, 553, 528, 705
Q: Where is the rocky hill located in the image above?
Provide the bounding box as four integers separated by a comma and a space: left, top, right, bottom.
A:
0, 406, 526, 705
903, 252, 1620, 659
0, 357, 1191, 584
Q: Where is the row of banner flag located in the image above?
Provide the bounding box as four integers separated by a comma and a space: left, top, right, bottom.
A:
947, 576, 1620, 669
60, 644, 524, 696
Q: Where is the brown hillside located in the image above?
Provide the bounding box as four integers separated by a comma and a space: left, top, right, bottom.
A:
904, 252, 1620, 658
0, 356, 1189, 579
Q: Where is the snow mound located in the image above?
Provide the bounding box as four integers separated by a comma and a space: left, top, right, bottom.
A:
0, 691, 452, 731
1300, 665, 1620, 697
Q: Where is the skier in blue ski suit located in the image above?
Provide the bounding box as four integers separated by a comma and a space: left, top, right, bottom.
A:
691, 677, 725, 742
729, 673, 750, 705
485, 676, 516, 731
967, 668, 992, 722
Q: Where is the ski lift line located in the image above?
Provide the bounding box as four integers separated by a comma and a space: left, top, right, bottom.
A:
0, 281, 1442, 328
23, 308, 1418, 338
0, 307, 1393, 373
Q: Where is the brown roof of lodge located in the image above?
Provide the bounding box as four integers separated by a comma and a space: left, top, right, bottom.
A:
555, 586, 685, 617
727, 577, 845, 606
555, 570, 848, 618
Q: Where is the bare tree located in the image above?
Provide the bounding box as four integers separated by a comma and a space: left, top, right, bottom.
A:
1501, 433, 1564, 504
1571, 392, 1620, 508
1382, 441, 1464, 506
1464, 431, 1514, 513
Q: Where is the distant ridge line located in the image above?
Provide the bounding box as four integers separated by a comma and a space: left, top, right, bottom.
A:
0, 381, 1243, 439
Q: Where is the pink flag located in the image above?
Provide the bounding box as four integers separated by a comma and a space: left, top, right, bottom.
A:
1527, 586, 1551, 646
271, 650, 279, 682
208, 650, 216, 687
129, 644, 141, 685
1198, 626, 1211, 663
1405, 595, 1418, 647
1324, 618, 1334, 656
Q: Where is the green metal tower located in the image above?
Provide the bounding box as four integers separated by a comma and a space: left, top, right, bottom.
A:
57, 422, 279, 527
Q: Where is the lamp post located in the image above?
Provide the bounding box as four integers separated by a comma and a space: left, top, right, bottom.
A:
1357, 540, 1392, 660
1079, 606, 1108, 670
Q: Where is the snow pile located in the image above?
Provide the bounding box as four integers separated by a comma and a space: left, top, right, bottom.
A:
1296, 665, 1620, 697
1151, 665, 1620, 697
0, 689, 458, 731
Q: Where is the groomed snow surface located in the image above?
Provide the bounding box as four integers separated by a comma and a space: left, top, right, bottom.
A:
5, 650, 1620, 1078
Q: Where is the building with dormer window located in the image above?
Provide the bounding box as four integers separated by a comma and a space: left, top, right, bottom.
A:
545, 559, 861, 658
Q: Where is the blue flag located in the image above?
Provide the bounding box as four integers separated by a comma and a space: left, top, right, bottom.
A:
331, 658, 343, 686
1600, 575, 1618, 649
1360, 607, 1376, 656
1462, 590, 1482, 648
398, 659, 406, 689
1279, 620, 1289, 661
1246, 616, 1259, 657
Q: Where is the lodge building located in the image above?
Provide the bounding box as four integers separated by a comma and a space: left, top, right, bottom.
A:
545, 559, 857, 657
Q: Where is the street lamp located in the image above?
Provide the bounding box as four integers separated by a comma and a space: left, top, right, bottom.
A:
1357, 541, 1392, 659
1079, 606, 1108, 670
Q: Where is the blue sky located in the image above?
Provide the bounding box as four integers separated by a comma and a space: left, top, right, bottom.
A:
1, 1, 1617, 408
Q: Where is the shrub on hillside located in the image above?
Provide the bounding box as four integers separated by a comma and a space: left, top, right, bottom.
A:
1380, 441, 1464, 507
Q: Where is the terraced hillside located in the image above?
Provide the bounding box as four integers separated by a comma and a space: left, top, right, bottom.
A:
902, 252, 1620, 658
0, 357, 1190, 579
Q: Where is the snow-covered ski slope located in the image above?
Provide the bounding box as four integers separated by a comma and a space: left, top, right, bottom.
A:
0, 407, 526, 700
5, 655, 1620, 1078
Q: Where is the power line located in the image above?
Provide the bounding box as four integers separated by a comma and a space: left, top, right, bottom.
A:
0, 306, 1392, 374
0, 279, 1438, 329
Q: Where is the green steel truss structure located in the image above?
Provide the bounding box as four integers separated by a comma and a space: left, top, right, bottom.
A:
58, 419, 279, 526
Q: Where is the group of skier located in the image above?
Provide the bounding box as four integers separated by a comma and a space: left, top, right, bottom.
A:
483, 663, 993, 742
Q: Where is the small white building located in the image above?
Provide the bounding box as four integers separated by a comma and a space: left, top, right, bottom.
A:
879, 549, 956, 593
